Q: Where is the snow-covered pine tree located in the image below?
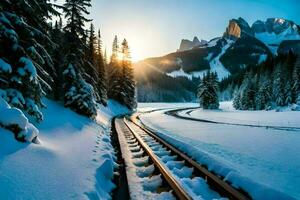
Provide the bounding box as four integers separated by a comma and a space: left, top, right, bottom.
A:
239, 73, 256, 110
62, 0, 98, 117
256, 76, 272, 110
63, 63, 97, 117
0, 1, 57, 122
95, 29, 107, 105
282, 51, 296, 105
197, 71, 219, 109
273, 63, 285, 106
233, 88, 242, 109
121, 39, 136, 109
292, 56, 300, 104
285, 81, 293, 105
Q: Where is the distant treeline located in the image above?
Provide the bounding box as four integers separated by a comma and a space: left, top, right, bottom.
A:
220, 51, 300, 110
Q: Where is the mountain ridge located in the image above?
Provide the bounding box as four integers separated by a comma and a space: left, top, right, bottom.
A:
178, 36, 208, 52
135, 17, 300, 102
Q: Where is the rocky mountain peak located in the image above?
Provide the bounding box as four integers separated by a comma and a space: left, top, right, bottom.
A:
223, 17, 253, 39
178, 36, 207, 52
192, 36, 200, 45
252, 18, 300, 35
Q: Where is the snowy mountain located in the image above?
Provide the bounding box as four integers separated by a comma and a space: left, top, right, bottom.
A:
252, 18, 300, 54
178, 36, 207, 51
135, 17, 300, 102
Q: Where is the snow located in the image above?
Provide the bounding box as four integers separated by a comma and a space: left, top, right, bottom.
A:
63, 63, 76, 77
205, 53, 213, 61
0, 97, 28, 129
115, 118, 175, 200
258, 54, 268, 64
166, 68, 207, 80
5, 88, 25, 107
0, 98, 129, 200
0, 58, 12, 73
138, 102, 197, 113
167, 39, 233, 81
206, 37, 221, 47
255, 28, 300, 55
121, 117, 222, 200
209, 40, 232, 80
96, 100, 130, 127
138, 103, 299, 199
180, 101, 300, 128
0, 97, 38, 142
19, 57, 37, 79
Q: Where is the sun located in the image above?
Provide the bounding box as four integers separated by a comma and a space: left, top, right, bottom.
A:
131, 50, 142, 62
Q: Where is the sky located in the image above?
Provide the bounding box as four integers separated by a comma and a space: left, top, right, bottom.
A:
55, 0, 300, 61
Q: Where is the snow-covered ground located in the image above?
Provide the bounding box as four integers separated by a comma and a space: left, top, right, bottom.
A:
138, 102, 300, 199
138, 102, 197, 113
179, 101, 300, 128
0, 98, 129, 200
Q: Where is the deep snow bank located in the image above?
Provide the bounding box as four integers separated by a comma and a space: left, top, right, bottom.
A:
0, 97, 38, 142
0, 98, 129, 200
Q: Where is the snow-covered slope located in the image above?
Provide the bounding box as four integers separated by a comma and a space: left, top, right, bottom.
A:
0, 98, 129, 200
208, 40, 233, 79
166, 68, 207, 80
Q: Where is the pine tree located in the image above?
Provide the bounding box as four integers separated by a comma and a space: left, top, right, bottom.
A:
108, 35, 122, 101
256, 76, 272, 110
273, 63, 285, 106
285, 81, 293, 105
84, 23, 99, 94
197, 71, 219, 109
95, 29, 107, 105
233, 88, 241, 110
0, 0, 57, 122
62, 0, 97, 117
292, 56, 300, 104
241, 73, 256, 110
121, 39, 136, 109
49, 20, 64, 100
58, 17, 63, 30
87, 23, 97, 64
104, 48, 108, 66
63, 64, 97, 117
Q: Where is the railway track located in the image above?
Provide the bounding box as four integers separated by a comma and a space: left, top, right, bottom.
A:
166, 107, 300, 131
114, 115, 251, 200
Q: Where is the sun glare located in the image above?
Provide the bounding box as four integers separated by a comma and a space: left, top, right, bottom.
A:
131, 50, 143, 62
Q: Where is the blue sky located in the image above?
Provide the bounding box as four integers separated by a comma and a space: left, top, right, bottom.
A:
57, 0, 300, 61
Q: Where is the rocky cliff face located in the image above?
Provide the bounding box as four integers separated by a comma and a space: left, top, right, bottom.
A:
223, 17, 253, 39
178, 36, 207, 51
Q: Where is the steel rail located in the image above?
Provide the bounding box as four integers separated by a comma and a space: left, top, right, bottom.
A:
122, 118, 192, 200
128, 115, 251, 200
